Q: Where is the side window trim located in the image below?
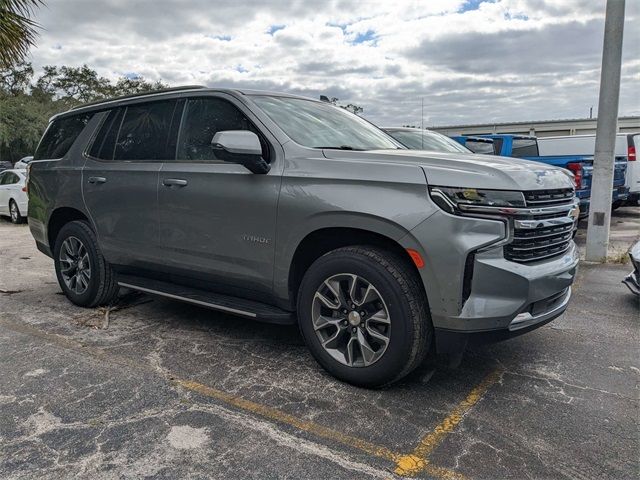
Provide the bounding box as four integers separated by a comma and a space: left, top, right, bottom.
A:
167, 99, 186, 161
111, 106, 127, 161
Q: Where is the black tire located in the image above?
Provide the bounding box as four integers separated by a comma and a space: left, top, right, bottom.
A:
53, 220, 119, 308
297, 246, 432, 388
9, 200, 24, 224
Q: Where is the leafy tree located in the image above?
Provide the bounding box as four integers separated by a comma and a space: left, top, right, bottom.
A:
324, 96, 364, 115
0, 0, 44, 67
0, 62, 169, 163
111, 76, 168, 97
0, 60, 32, 94
36, 64, 113, 103
342, 103, 363, 115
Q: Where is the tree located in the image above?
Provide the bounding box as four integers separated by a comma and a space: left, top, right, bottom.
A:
324, 96, 364, 115
37, 64, 113, 103
0, 60, 32, 94
0, 0, 44, 67
111, 76, 168, 97
0, 62, 169, 163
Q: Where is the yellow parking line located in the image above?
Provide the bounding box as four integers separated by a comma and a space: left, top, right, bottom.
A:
394, 368, 502, 477
176, 379, 399, 462
177, 378, 466, 479
1, 316, 490, 480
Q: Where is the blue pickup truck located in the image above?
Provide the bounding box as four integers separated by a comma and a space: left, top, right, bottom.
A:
452, 134, 629, 217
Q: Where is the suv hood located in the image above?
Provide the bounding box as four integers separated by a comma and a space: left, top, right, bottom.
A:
322, 149, 574, 191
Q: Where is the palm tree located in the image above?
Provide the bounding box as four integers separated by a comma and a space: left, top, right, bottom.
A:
0, 0, 44, 68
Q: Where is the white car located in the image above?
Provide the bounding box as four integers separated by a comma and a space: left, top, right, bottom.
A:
538, 133, 640, 205
14, 155, 33, 169
0, 169, 28, 224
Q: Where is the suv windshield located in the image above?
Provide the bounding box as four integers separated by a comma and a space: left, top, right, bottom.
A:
251, 95, 400, 151
386, 130, 470, 153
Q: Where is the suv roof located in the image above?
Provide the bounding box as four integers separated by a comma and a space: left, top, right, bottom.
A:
56, 86, 319, 121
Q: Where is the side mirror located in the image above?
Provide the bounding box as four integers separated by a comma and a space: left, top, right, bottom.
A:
212, 130, 270, 174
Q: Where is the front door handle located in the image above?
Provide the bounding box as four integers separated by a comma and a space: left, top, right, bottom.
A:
88, 176, 107, 184
162, 178, 188, 187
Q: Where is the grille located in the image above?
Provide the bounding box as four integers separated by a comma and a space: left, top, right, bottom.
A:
523, 188, 575, 206
505, 188, 576, 264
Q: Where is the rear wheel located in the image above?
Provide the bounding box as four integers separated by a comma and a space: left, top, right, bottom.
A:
297, 246, 432, 388
53, 220, 119, 307
9, 200, 24, 224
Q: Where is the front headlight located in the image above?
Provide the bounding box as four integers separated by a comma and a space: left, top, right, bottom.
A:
428, 186, 525, 215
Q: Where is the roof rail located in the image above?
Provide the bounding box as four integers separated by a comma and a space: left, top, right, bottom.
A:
71, 85, 207, 110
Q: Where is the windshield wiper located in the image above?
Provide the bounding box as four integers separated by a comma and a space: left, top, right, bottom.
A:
313, 145, 363, 151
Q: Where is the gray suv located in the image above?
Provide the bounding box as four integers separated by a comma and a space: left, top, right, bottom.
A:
28, 86, 580, 387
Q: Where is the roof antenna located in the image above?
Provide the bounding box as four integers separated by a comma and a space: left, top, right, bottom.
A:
320, 95, 330, 102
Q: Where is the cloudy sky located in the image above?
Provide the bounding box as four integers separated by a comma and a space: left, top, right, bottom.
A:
27, 0, 639, 127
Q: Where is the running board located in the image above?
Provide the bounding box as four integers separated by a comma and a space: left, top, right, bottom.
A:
116, 274, 295, 325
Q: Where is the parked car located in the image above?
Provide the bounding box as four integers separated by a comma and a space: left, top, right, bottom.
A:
450, 135, 496, 154
622, 241, 640, 296
14, 155, 34, 169
383, 128, 471, 153
538, 133, 639, 206
0, 160, 13, 172
455, 134, 628, 217
28, 87, 579, 387
0, 169, 28, 224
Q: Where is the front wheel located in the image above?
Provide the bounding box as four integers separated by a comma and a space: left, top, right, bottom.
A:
53, 220, 119, 307
297, 246, 432, 388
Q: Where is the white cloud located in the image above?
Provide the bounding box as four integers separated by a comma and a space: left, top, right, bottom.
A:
27, 0, 639, 126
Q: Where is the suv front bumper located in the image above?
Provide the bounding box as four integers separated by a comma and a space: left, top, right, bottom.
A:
433, 244, 578, 355
401, 209, 579, 355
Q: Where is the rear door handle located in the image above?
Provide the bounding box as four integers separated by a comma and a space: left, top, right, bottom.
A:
88, 176, 107, 184
162, 178, 188, 187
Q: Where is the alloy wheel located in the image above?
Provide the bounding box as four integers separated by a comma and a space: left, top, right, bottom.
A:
10, 202, 18, 222
311, 273, 391, 367
59, 236, 92, 295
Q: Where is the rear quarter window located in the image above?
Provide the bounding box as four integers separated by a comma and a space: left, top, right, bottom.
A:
511, 138, 539, 157
34, 113, 93, 160
466, 141, 495, 155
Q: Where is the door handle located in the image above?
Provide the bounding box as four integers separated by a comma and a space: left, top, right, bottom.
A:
88, 176, 107, 184
162, 178, 188, 187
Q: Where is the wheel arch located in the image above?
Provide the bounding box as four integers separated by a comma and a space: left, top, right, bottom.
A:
286, 227, 424, 309
47, 207, 90, 251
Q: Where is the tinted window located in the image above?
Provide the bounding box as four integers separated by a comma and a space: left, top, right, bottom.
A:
466, 140, 495, 155
34, 113, 93, 160
511, 138, 538, 157
0, 172, 18, 184
88, 108, 125, 160
113, 100, 181, 161
177, 97, 267, 162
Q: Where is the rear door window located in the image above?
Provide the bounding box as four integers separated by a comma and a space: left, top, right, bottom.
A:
34, 113, 93, 160
511, 138, 539, 157
113, 99, 183, 161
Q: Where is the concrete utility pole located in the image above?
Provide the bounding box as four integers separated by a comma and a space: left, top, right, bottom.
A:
585, 0, 626, 262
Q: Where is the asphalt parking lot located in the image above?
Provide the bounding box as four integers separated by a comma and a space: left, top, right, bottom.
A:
1, 208, 638, 479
